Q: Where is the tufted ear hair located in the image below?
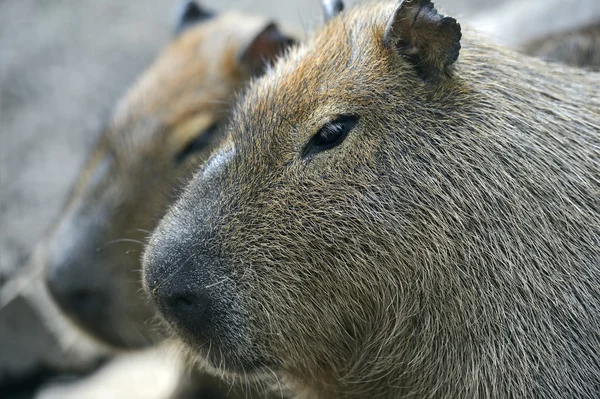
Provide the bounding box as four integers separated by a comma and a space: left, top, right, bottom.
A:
322, 0, 345, 23
239, 23, 297, 76
173, 0, 213, 36
383, 0, 461, 82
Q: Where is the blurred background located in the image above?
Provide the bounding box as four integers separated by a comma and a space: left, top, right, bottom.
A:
1, 0, 598, 398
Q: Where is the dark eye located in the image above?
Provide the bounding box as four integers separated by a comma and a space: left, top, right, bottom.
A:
302, 115, 359, 158
175, 123, 220, 164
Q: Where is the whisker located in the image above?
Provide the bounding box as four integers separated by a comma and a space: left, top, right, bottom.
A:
152, 251, 196, 294
96, 238, 145, 251
128, 228, 151, 234
205, 277, 230, 289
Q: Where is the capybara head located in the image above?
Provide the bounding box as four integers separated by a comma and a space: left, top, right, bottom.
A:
144, 0, 600, 397
45, 1, 294, 349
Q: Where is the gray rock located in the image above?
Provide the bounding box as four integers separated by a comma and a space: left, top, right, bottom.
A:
0, 247, 106, 393
0, 296, 61, 382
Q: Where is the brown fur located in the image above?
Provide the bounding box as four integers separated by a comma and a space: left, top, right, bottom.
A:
144, 1, 600, 398
44, 7, 294, 399
523, 21, 600, 71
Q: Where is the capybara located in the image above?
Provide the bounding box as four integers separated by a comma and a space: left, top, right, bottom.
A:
44, 1, 294, 397
523, 21, 600, 70
144, 0, 600, 398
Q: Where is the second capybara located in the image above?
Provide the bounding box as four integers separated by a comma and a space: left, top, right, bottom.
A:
44, 1, 294, 398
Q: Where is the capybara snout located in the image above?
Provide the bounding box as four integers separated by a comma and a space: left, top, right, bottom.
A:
143, 146, 269, 372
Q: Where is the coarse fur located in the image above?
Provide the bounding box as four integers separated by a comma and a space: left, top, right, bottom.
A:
44, 5, 294, 398
144, 1, 600, 398
523, 21, 600, 71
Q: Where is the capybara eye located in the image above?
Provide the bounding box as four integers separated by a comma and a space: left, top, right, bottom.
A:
302, 115, 359, 158
175, 123, 220, 164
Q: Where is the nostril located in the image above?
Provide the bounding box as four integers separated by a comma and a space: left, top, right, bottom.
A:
168, 293, 200, 313
71, 290, 96, 308
173, 295, 194, 308
47, 281, 105, 321
161, 290, 211, 328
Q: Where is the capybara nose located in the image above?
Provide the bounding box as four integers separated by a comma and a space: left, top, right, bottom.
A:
46, 251, 107, 321
155, 286, 212, 337
46, 272, 106, 321
143, 227, 216, 340
143, 186, 230, 341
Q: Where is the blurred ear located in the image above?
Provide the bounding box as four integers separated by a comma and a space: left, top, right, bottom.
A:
239, 23, 297, 76
173, 0, 213, 36
383, 0, 461, 82
322, 0, 344, 22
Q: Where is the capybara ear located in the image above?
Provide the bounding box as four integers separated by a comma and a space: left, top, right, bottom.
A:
322, 0, 345, 23
173, 0, 213, 36
383, 0, 461, 82
239, 23, 296, 76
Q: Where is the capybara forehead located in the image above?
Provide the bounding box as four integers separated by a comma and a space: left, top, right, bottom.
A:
107, 11, 277, 154
231, 3, 395, 149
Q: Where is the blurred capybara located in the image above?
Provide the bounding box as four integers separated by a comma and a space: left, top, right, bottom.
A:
523, 21, 600, 70
44, 1, 294, 397
144, 0, 600, 398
